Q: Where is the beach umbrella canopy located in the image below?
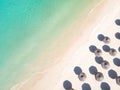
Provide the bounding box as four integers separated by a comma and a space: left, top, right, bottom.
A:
95, 72, 104, 81
78, 72, 87, 81
109, 48, 117, 56
116, 76, 120, 85
101, 60, 110, 69
94, 49, 102, 57
103, 36, 110, 44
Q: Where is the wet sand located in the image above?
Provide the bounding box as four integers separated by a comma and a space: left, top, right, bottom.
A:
11, 0, 120, 90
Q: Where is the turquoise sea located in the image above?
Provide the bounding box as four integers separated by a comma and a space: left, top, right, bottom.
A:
0, 0, 99, 89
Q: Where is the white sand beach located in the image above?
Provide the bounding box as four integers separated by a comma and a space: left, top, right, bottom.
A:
11, 0, 120, 90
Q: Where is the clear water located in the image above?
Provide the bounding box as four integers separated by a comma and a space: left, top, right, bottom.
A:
0, 0, 98, 89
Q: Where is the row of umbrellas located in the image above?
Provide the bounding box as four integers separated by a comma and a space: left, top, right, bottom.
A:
89, 31, 120, 85
63, 19, 120, 90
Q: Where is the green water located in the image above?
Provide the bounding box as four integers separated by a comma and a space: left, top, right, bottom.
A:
0, 0, 99, 89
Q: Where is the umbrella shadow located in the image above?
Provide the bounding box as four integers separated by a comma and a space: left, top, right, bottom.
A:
74, 66, 82, 75
115, 32, 120, 39
101, 82, 111, 90
89, 45, 97, 53
118, 47, 120, 52
63, 80, 73, 90
115, 19, 120, 26
95, 56, 104, 64
108, 69, 117, 79
102, 45, 110, 52
97, 34, 105, 41
82, 83, 91, 90
113, 58, 120, 66
89, 66, 98, 75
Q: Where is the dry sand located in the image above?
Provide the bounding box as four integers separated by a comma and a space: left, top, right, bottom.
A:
11, 0, 120, 90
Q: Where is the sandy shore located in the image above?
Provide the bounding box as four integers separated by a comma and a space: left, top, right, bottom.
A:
11, 0, 120, 90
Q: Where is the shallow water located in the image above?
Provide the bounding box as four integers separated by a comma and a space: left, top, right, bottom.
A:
0, 0, 99, 89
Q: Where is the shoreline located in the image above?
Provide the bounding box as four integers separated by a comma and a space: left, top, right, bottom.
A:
10, 0, 114, 90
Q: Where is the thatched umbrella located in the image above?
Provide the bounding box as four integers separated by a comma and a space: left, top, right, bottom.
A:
95, 72, 104, 81
109, 48, 117, 56
94, 49, 102, 57
74, 66, 86, 81
89, 45, 102, 56
101, 60, 110, 69
103, 36, 110, 44
89, 66, 103, 81
78, 72, 87, 81
95, 56, 110, 69
102, 45, 117, 56
116, 76, 120, 85
97, 34, 110, 44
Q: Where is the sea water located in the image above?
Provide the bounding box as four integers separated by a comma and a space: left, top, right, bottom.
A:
0, 0, 99, 89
